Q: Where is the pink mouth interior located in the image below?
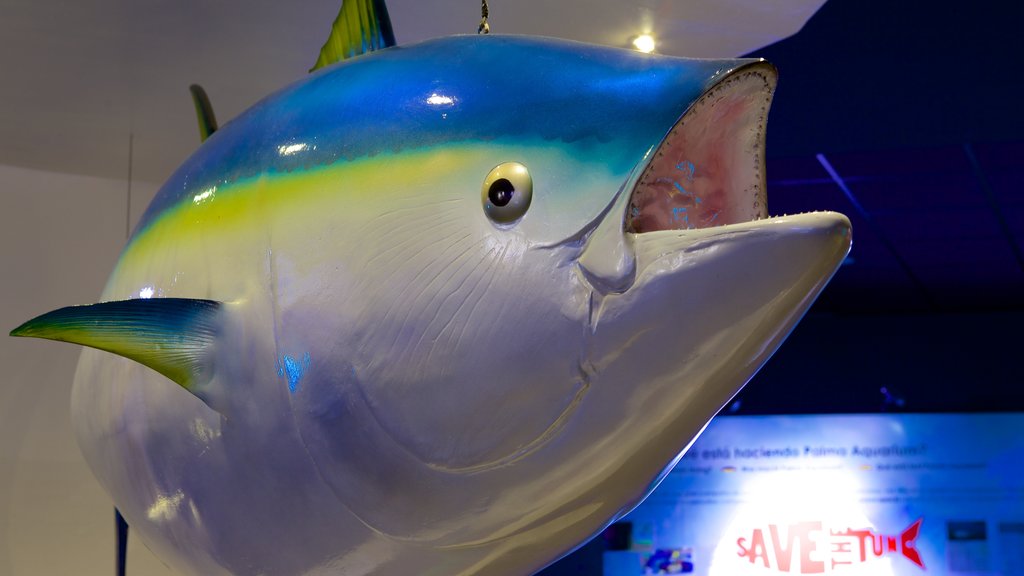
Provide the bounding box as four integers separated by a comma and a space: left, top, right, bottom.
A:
626, 63, 777, 233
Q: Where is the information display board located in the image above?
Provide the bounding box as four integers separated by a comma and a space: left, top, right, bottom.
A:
606, 413, 1024, 575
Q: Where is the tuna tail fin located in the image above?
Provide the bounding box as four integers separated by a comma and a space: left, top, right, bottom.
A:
309, 0, 396, 72
189, 84, 218, 142
10, 298, 224, 410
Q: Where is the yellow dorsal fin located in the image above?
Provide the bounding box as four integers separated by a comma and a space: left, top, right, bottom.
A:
310, 0, 396, 72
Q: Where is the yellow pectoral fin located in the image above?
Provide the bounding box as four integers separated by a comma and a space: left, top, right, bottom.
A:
11, 298, 224, 409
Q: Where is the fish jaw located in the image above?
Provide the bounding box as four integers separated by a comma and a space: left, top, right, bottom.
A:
590, 211, 852, 380
565, 212, 851, 537
569, 57, 852, 528
575, 59, 852, 394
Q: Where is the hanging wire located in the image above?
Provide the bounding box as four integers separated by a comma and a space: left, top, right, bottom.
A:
478, 0, 490, 34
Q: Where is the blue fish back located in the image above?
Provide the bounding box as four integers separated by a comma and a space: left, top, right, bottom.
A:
137, 35, 740, 235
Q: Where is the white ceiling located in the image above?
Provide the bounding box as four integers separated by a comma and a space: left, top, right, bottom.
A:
0, 0, 825, 185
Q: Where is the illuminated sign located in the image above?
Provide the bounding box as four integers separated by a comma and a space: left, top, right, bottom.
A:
736, 519, 924, 572
607, 414, 1024, 576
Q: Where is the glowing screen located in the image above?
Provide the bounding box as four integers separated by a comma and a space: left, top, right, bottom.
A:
606, 413, 1024, 575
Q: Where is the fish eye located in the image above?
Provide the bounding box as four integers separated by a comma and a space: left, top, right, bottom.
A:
482, 162, 532, 224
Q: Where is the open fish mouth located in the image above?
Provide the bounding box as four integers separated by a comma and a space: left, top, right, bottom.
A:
626, 62, 777, 234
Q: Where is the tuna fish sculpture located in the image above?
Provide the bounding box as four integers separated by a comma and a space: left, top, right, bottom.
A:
11, 1, 850, 574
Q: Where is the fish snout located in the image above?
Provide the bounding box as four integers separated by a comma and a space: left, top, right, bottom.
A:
589, 211, 851, 390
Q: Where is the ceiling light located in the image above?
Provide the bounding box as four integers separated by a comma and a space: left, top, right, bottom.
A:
632, 34, 656, 54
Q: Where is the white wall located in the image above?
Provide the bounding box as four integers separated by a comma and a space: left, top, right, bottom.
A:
0, 164, 175, 575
